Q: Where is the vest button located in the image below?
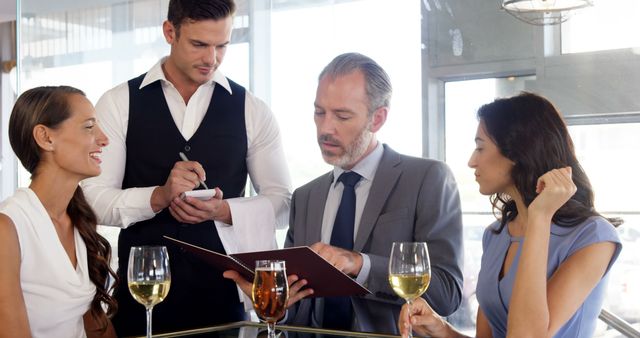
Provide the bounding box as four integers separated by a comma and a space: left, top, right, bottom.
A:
184, 145, 191, 152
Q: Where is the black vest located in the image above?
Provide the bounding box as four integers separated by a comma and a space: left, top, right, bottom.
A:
112, 73, 248, 336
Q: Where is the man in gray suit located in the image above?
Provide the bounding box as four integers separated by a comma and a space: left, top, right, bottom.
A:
285, 53, 463, 334
226, 52, 463, 335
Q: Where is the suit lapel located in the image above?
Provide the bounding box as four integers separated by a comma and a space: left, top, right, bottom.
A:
354, 145, 402, 251
306, 172, 334, 245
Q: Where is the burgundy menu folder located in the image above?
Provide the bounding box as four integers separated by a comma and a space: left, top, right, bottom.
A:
164, 236, 371, 298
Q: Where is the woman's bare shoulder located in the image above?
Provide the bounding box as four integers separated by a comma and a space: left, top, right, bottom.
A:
0, 213, 20, 257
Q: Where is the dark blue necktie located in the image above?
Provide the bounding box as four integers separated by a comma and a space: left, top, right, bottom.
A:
323, 171, 362, 330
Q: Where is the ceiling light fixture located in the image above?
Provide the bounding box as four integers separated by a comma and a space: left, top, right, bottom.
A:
502, 0, 594, 25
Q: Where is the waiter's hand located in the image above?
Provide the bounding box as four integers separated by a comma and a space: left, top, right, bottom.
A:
151, 160, 206, 212
222, 271, 314, 308
169, 187, 233, 224
310, 242, 363, 277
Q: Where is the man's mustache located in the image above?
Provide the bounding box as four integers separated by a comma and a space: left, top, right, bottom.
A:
318, 134, 342, 147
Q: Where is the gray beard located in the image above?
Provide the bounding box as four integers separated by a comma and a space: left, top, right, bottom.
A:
324, 123, 373, 169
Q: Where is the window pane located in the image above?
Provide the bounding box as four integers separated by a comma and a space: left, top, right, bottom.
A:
561, 0, 640, 54
598, 214, 640, 333
568, 123, 640, 329
270, 0, 422, 188
446, 213, 494, 333
568, 123, 640, 212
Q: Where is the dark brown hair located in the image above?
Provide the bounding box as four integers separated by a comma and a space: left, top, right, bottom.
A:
8, 86, 118, 332
477, 92, 621, 232
168, 0, 236, 36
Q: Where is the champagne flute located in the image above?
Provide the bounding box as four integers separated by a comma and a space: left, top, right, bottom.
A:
388, 242, 431, 338
128, 246, 171, 338
252, 260, 289, 338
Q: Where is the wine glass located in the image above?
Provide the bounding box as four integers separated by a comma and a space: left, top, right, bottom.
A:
388, 242, 431, 338
252, 260, 289, 338
128, 246, 171, 338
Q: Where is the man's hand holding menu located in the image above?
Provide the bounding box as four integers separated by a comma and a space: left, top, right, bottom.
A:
309, 242, 364, 277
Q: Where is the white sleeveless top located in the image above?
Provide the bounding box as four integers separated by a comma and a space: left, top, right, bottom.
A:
0, 188, 95, 338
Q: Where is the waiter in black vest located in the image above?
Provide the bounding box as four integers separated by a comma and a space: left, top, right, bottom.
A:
81, 0, 292, 336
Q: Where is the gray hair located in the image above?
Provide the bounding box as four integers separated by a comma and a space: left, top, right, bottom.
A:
319, 52, 392, 114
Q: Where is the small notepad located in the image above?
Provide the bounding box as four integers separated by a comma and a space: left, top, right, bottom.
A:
180, 189, 217, 201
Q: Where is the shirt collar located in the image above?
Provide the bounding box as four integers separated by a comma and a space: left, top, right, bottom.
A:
332, 141, 384, 186
139, 56, 233, 95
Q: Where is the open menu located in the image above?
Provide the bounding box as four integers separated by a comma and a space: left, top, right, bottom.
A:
163, 236, 370, 298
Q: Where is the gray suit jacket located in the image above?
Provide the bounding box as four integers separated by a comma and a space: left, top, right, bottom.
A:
284, 145, 464, 334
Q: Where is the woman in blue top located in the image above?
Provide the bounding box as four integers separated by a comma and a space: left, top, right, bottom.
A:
399, 92, 622, 338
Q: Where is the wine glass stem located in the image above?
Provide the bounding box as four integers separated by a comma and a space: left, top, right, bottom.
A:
407, 299, 413, 338
267, 321, 276, 338
146, 307, 153, 338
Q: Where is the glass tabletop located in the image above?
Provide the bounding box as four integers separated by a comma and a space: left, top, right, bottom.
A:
135, 321, 399, 338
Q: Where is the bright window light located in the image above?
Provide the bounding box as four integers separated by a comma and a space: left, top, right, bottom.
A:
561, 0, 640, 54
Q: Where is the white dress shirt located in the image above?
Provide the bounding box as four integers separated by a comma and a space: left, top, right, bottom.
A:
81, 57, 292, 257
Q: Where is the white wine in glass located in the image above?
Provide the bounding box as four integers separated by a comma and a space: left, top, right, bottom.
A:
252, 260, 289, 338
128, 246, 171, 338
388, 242, 431, 338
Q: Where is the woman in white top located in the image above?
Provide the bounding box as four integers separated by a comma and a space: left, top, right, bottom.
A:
0, 86, 118, 338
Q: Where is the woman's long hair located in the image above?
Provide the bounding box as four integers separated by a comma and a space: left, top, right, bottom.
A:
477, 92, 621, 232
8, 86, 118, 332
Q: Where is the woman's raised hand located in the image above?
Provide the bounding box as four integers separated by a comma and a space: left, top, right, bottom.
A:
529, 167, 577, 217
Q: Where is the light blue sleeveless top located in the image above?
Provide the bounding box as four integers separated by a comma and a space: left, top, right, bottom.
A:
476, 216, 622, 338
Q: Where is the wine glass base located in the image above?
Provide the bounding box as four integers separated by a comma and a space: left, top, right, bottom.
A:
257, 328, 283, 338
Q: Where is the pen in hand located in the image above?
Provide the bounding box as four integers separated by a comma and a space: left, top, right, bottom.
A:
178, 152, 210, 190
